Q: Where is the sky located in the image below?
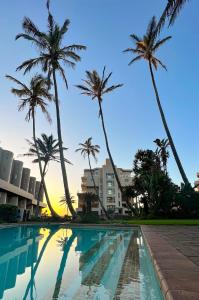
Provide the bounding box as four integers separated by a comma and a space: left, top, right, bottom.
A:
0, 0, 199, 215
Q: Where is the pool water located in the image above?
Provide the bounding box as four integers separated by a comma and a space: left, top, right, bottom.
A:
0, 225, 163, 300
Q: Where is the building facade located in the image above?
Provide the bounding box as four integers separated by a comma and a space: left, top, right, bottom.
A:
0, 146, 46, 220
77, 159, 132, 215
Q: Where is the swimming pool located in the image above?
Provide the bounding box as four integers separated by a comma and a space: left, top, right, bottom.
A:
0, 225, 163, 300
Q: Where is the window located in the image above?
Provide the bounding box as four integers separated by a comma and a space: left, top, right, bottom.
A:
106, 173, 114, 180
107, 205, 115, 210
107, 197, 115, 203
107, 189, 112, 195
107, 181, 113, 187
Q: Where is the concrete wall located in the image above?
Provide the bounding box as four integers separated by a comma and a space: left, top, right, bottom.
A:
0, 146, 46, 218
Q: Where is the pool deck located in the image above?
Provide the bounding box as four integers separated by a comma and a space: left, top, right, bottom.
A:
142, 225, 199, 300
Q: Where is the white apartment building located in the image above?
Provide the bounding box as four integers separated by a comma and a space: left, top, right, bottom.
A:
77, 159, 132, 215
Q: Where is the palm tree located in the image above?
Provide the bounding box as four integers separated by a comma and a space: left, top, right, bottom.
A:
24, 134, 72, 217
76, 137, 109, 218
76, 68, 123, 195
59, 194, 75, 217
156, 0, 189, 33
80, 192, 99, 213
154, 138, 170, 172
15, 3, 86, 216
6, 74, 54, 216
123, 16, 190, 186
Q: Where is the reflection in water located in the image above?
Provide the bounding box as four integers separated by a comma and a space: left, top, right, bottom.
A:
23, 227, 58, 300
52, 230, 77, 299
0, 226, 163, 300
0, 226, 40, 299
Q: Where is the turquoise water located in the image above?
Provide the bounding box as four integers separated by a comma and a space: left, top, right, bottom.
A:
0, 225, 163, 300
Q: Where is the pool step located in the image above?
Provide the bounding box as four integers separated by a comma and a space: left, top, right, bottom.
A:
113, 233, 140, 300
79, 231, 114, 271
72, 234, 123, 299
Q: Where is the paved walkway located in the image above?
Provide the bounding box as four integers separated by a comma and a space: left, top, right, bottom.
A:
142, 225, 199, 300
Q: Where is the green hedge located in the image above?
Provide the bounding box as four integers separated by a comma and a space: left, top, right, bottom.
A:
0, 204, 18, 222
79, 212, 99, 224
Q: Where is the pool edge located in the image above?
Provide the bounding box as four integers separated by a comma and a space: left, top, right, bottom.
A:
141, 225, 199, 300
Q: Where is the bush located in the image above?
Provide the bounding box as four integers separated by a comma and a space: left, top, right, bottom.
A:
0, 204, 18, 222
30, 215, 67, 222
79, 212, 99, 224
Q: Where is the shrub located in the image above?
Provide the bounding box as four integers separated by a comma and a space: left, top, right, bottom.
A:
0, 204, 18, 222
80, 212, 99, 224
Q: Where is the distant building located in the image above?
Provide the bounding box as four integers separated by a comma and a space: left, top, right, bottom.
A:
194, 172, 199, 191
0, 147, 46, 220
77, 159, 133, 216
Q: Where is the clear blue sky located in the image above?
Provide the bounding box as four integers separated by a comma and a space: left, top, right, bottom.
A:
0, 0, 198, 212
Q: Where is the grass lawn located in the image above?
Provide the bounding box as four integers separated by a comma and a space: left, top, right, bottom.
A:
100, 219, 199, 225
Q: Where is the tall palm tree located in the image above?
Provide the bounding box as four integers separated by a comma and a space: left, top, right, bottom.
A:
123, 16, 190, 186
157, 0, 189, 33
76, 137, 109, 218
6, 74, 54, 215
76, 68, 123, 194
15, 4, 86, 217
24, 134, 72, 217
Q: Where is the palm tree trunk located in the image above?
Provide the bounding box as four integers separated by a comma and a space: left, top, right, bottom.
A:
98, 99, 137, 216
32, 111, 46, 217
32, 113, 58, 218
148, 61, 190, 186
87, 154, 109, 219
52, 69, 76, 217
40, 162, 60, 218
98, 98, 123, 192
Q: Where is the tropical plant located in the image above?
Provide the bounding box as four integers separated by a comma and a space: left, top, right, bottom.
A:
132, 148, 178, 217
154, 138, 169, 172
59, 194, 75, 217
76, 68, 123, 194
80, 192, 99, 213
24, 134, 71, 217
157, 0, 189, 33
76, 137, 109, 218
6, 74, 53, 216
15, 2, 86, 216
124, 16, 190, 186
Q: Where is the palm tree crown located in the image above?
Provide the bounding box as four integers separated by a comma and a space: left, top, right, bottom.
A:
157, 0, 188, 33
123, 16, 171, 70
76, 137, 100, 162
6, 74, 52, 121
23, 134, 72, 165
154, 138, 170, 171
76, 67, 123, 101
16, 13, 86, 87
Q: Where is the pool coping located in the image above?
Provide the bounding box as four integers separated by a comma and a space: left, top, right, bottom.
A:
141, 225, 199, 300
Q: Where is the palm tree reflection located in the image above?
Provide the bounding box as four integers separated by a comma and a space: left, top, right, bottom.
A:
23, 227, 58, 300
52, 230, 77, 300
